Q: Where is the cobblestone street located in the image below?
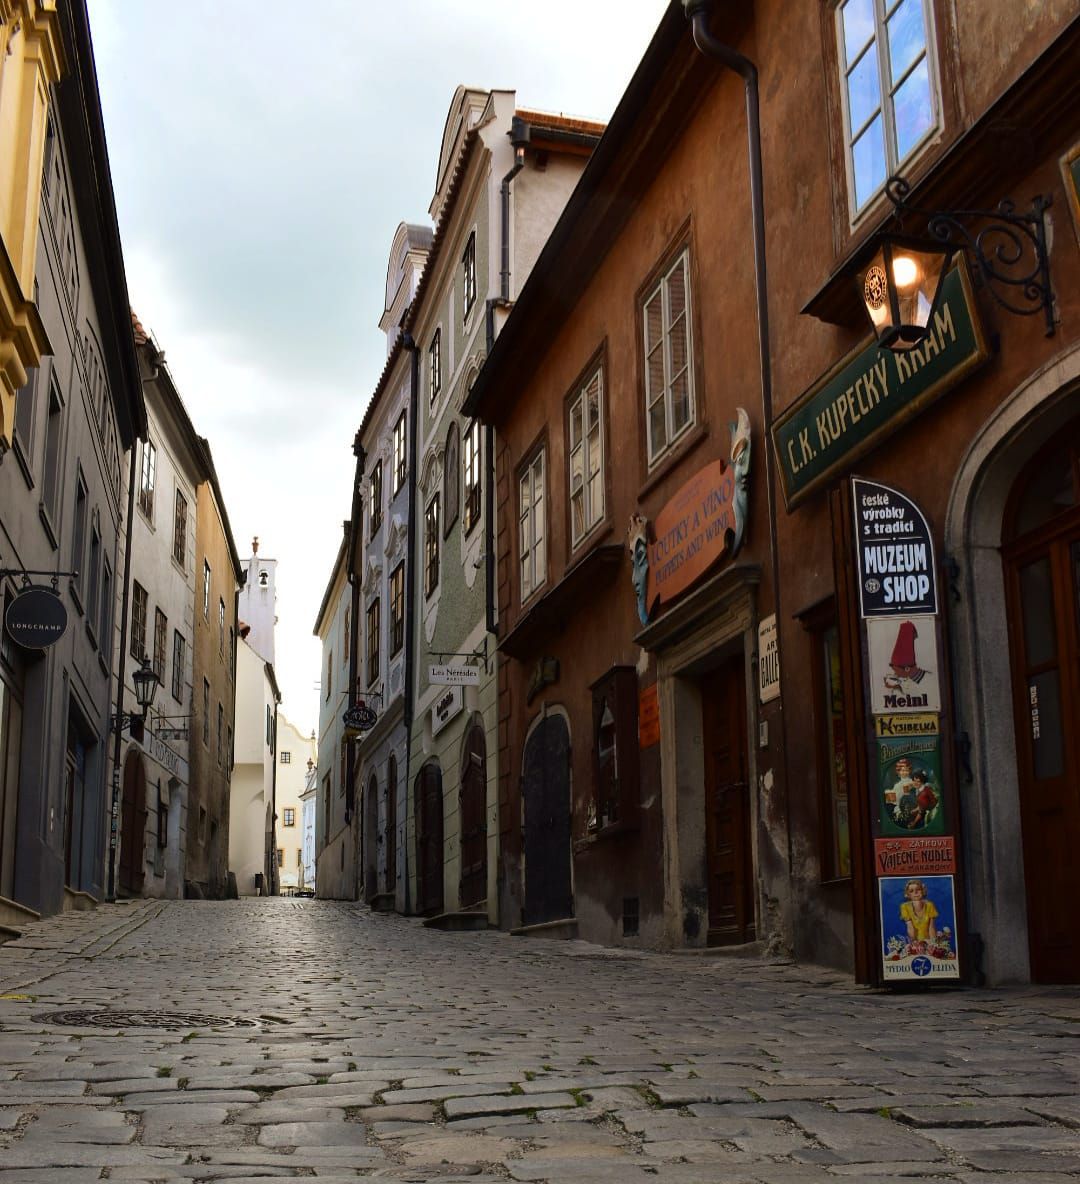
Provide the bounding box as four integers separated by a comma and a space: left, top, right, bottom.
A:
0, 899, 1078, 1183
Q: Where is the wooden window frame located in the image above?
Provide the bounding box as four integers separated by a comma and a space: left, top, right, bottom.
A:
566, 358, 607, 551
640, 244, 696, 469
393, 411, 407, 494
153, 607, 167, 682
429, 329, 442, 404
462, 232, 477, 320
369, 461, 383, 536
138, 439, 156, 521
518, 446, 547, 604
424, 494, 441, 599
173, 489, 188, 567
589, 666, 641, 834
463, 419, 482, 537
171, 629, 185, 703
389, 562, 405, 656
366, 599, 381, 687
130, 581, 148, 661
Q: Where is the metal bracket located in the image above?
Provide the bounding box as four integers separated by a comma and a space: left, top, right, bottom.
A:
0, 566, 79, 592
430, 634, 491, 674
886, 175, 1055, 337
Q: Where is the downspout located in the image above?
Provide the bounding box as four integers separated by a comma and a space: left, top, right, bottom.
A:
400, 332, 421, 915
683, 1, 794, 917
269, 699, 279, 894
499, 117, 529, 302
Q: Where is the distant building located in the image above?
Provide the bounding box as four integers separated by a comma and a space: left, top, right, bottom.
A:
274, 712, 315, 890
299, 755, 317, 892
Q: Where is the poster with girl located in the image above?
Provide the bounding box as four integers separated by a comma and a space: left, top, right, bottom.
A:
876, 730, 945, 836
879, 874, 960, 980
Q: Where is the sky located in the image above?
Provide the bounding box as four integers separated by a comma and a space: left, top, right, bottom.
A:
86, 0, 671, 734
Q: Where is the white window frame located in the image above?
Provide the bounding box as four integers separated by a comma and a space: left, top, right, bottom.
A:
835, 0, 940, 219
462, 232, 477, 320
462, 419, 482, 537
519, 449, 546, 602
642, 249, 695, 466
568, 366, 605, 547
424, 494, 441, 599
138, 439, 156, 520
428, 329, 442, 404
393, 411, 407, 494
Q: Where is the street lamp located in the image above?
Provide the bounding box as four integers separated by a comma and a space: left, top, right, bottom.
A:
858, 175, 1054, 352
112, 655, 160, 733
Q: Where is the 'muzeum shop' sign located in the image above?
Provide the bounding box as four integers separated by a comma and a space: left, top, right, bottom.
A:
772, 261, 989, 507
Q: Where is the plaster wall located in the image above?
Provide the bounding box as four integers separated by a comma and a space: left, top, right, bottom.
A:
275, 712, 314, 887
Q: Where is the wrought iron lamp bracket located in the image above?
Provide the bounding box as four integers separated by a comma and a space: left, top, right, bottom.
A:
885, 175, 1055, 337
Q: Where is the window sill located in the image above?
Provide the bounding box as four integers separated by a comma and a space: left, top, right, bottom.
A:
638, 421, 708, 501
574, 816, 640, 853
38, 503, 59, 550
568, 518, 614, 565
69, 581, 84, 617
84, 619, 98, 650
11, 435, 34, 491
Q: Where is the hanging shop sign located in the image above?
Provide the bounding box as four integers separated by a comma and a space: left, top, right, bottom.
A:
431, 684, 463, 737
757, 614, 780, 703
148, 727, 188, 782
866, 615, 941, 713
342, 703, 378, 734
772, 261, 989, 508
429, 664, 480, 686
4, 586, 68, 650
852, 479, 937, 616
629, 409, 751, 624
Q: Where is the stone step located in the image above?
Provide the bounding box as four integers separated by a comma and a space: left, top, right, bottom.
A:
62, 887, 100, 913
0, 893, 41, 929
509, 916, 579, 940
422, 909, 490, 931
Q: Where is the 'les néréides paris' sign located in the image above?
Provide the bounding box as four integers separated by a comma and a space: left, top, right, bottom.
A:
852, 478, 937, 617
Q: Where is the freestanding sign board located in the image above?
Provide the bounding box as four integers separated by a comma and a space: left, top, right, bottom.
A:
851, 477, 962, 985
5, 587, 68, 650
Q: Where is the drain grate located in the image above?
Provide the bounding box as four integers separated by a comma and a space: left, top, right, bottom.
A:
31, 1008, 260, 1030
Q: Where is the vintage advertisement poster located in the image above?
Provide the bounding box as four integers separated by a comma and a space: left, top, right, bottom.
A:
867, 614, 941, 713
875, 835, 956, 877
876, 722, 945, 836
880, 874, 960, 980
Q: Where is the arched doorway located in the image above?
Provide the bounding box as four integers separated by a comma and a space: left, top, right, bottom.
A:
119, 749, 147, 895
459, 721, 487, 908
385, 754, 397, 899
522, 711, 573, 926
1002, 429, 1080, 982
414, 762, 443, 915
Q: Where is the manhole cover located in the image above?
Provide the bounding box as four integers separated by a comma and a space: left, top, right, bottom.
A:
30, 1008, 260, 1030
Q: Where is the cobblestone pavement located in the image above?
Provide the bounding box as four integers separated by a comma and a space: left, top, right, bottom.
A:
0, 900, 1078, 1183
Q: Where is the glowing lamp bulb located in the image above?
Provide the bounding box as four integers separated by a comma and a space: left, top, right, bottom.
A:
891, 254, 918, 288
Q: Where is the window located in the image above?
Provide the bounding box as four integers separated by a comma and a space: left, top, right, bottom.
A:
130, 582, 148, 660
643, 248, 694, 465
138, 440, 156, 519
41, 377, 63, 521
218, 598, 225, 655
519, 449, 546, 601
153, 608, 167, 681
389, 563, 404, 656
393, 411, 407, 494
283, 807, 296, 827
277, 847, 284, 868
836, 0, 938, 215
339, 737, 347, 796
325, 649, 333, 700
428, 329, 441, 403
322, 772, 331, 843
202, 561, 211, 618
100, 560, 112, 661
462, 232, 477, 318
173, 489, 188, 566
444, 421, 460, 536
280, 750, 292, 764
591, 666, 641, 832
366, 599, 380, 687
71, 473, 88, 601
14, 364, 37, 460
568, 366, 605, 545
424, 494, 440, 597
172, 630, 185, 702
217, 702, 224, 766
227, 726, 233, 768
463, 420, 482, 536
369, 461, 383, 535
202, 678, 210, 747
86, 526, 101, 629
814, 621, 852, 879
343, 606, 351, 663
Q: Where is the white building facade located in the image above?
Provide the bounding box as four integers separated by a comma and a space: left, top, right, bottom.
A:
274, 712, 315, 890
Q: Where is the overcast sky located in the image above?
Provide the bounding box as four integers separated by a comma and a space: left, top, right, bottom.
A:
87, 0, 670, 734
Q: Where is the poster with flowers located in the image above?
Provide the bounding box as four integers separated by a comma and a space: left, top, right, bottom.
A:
879, 874, 960, 981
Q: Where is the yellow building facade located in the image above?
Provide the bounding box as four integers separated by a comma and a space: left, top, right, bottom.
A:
0, 0, 65, 452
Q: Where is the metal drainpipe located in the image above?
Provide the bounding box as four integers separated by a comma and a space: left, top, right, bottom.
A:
400, 332, 420, 916
500, 117, 529, 302
683, 0, 794, 906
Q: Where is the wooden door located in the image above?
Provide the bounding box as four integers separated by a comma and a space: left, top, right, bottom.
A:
459, 725, 487, 908
701, 657, 754, 945
385, 756, 397, 897
0, 680, 21, 900
64, 753, 76, 887
522, 713, 573, 926
1004, 466, 1080, 982
119, 751, 146, 895
414, 764, 443, 915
